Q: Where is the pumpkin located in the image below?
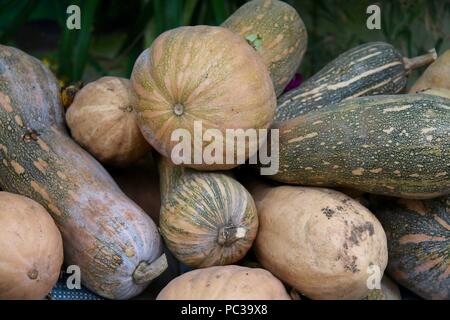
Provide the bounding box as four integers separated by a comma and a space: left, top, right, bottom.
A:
248, 181, 388, 300
0, 192, 63, 299
156, 265, 290, 300
268, 94, 450, 199
131, 25, 276, 171
420, 88, 450, 99
158, 156, 258, 268
275, 42, 437, 122
409, 50, 450, 93
371, 195, 449, 300
222, 0, 307, 96
0, 45, 166, 299
66, 76, 151, 166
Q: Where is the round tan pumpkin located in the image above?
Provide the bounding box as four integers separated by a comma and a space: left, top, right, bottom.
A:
0, 192, 63, 299
156, 265, 290, 300
131, 25, 276, 170
250, 183, 388, 300
66, 76, 151, 166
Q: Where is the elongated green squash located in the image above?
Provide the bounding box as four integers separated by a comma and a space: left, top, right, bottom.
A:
269, 94, 450, 199
0, 45, 166, 299
371, 195, 449, 300
158, 157, 258, 268
222, 0, 307, 96
275, 42, 437, 122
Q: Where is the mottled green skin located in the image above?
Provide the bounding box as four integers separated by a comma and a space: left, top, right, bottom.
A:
223, 0, 307, 96
371, 196, 449, 300
275, 42, 407, 122
158, 157, 258, 268
0, 45, 163, 299
270, 94, 450, 199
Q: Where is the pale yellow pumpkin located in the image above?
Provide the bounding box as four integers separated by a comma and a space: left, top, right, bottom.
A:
0, 192, 63, 300
131, 26, 276, 170
157, 265, 291, 300
66, 76, 151, 166
249, 182, 388, 300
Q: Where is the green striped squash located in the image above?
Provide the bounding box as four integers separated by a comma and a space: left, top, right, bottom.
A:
222, 0, 307, 96
158, 157, 258, 268
275, 42, 436, 122
371, 196, 449, 300
269, 94, 450, 199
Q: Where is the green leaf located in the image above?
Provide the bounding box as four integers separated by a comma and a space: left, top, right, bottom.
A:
211, 0, 229, 25
182, 0, 200, 25
72, 0, 100, 80
245, 34, 262, 51
0, 0, 38, 42
117, 0, 153, 55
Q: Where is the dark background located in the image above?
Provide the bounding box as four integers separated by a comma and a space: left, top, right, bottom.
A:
0, 0, 449, 87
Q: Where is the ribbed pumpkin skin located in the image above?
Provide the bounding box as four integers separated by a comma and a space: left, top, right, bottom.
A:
0, 192, 63, 300
66, 77, 151, 166
250, 184, 388, 300
0, 45, 164, 299
276, 42, 408, 122
157, 265, 291, 300
131, 26, 276, 170
159, 158, 258, 268
371, 196, 449, 300
222, 0, 307, 96
270, 94, 450, 199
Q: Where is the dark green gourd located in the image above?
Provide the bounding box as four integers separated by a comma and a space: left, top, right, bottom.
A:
275, 42, 437, 122
0, 45, 166, 299
269, 93, 450, 199
371, 196, 449, 300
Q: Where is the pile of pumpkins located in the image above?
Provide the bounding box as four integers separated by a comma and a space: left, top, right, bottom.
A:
0, 0, 448, 300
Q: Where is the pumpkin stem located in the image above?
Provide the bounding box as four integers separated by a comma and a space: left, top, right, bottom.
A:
173, 103, 184, 116
217, 225, 247, 246
403, 49, 437, 73
132, 254, 168, 285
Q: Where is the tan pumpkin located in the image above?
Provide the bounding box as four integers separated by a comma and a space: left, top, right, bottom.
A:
409, 50, 450, 93
158, 157, 258, 268
131, 26, 276, 170
66, 76, 151, 166
156, 265, 291, 300
420, 88, 450, 99
0, 192, 63, 299
249, 181, 388, 300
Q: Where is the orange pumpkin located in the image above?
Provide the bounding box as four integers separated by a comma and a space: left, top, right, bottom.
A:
131, 26, 276, 170
0, 192, 63, 299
